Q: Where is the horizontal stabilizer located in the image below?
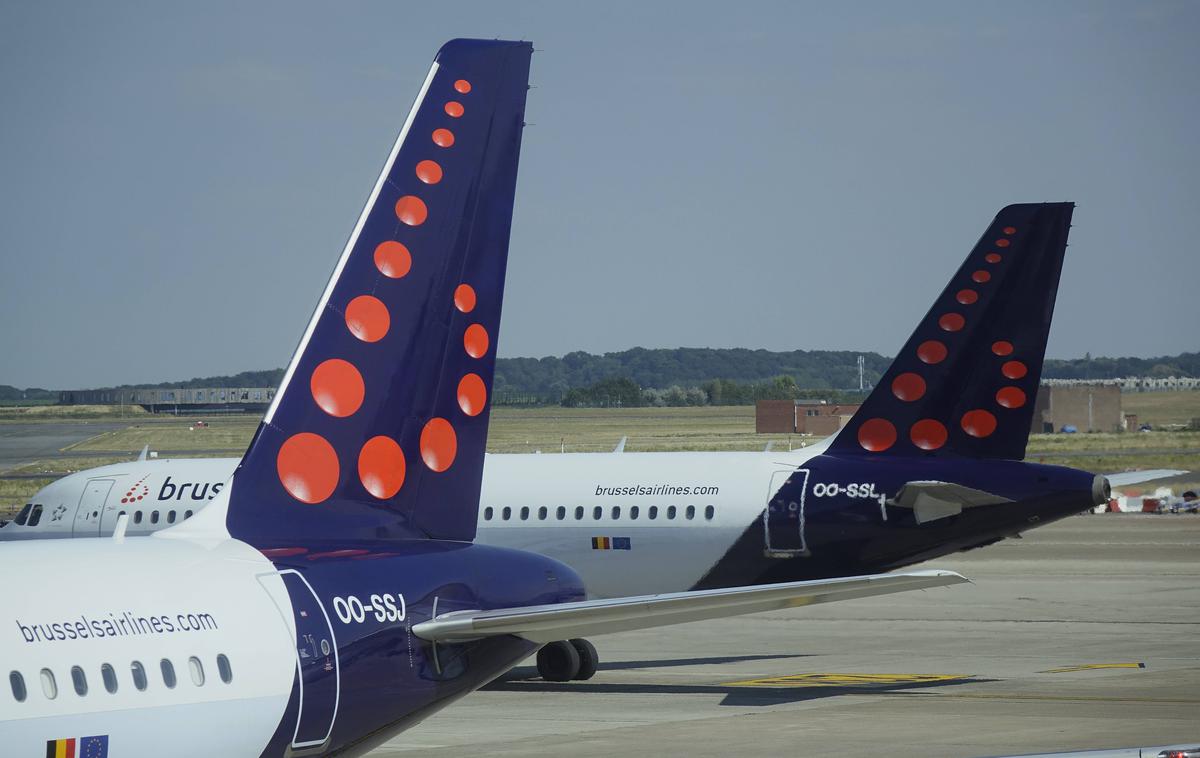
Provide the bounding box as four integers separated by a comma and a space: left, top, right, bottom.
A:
1105, 469, 1188, 488
412, 569, 967, 643
892, 481, 1012, 524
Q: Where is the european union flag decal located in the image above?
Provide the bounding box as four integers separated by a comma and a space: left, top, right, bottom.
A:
80, 735, 108, 758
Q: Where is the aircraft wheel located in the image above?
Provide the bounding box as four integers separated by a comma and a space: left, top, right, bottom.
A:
536, 640, 580, 682
569, 638, 598, 680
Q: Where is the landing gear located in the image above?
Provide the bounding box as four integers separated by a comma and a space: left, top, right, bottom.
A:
536, 638, 599, 681
570, 638, 598, 680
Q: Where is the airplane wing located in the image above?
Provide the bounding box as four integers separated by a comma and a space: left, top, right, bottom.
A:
412, 570, 966, 644
891, 481, 1012, 524
1105, 469, 1187, 487
613, 436, 627, 453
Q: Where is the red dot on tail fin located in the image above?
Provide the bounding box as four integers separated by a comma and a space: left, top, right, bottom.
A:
454, 284, 477, 313
996, 386, 1027, 409
374, 241, 411, 279
277, 433, 339, 504
858, 418, 897, 452
938, 313, 965, 332
1002, 360, 1028, 379
420, 418, 457, 472
358, 436, 406, 499
961, 410, 997, 438
415, 160, 443, 185
458, 374, 487, 417
891, 373, 926, 402
310, 359, 364, 418
917, 340, 947, 364
464, 324, 489, 358
910, 419, 948, 451
345, 295, 390, 343
395, 196, 428, 226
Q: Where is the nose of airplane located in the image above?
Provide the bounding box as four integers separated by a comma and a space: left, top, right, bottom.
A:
1092, 475, 1112, 506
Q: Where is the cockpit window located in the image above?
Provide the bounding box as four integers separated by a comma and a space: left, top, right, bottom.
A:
27, 504, 43, 527
14, 504, 31, 526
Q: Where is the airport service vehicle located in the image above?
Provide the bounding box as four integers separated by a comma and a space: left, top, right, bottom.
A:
0, 39, 967, 755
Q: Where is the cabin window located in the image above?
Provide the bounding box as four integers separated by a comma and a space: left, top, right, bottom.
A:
40, 669, 57, 699
501, 507, 511, 521
100, 664, 118, 694
483, 507, 493, 521
9, 671, 26, 702
160, 659, 176, 689
519, 507, 529, 521
117, 510, 126, 521
150, 511, 160, 525
705, 505, 715, 520
131, 661, 147, 691
28, 504, 43, 527
70, 666, 87, 696
667, 505, 677, 520
188, 657, 205, 686
630, 506, 640, 520
649, 506, 659, 520
216, 654, 233, 684
167, 510, 177, 524
686, 505, 696, 520
611, 506, 621, 519
134, 511, 143, 525
592, 506, 602, 520
556, 506, 566, 520
538, 506, 548, 521
14, 504, 31, 525
184, 510, 193, 519
574, 506, 584, 520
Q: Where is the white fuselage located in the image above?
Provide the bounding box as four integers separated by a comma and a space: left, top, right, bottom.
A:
0, 533, 297, 755
0, 448, 821, 597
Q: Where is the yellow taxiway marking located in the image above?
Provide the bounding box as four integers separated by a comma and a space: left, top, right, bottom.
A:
1039, 662, 1146, 674
723, 673, 970, 688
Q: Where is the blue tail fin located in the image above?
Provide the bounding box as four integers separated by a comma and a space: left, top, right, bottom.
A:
226, 39, 532, 546
829, 203, 1074, 460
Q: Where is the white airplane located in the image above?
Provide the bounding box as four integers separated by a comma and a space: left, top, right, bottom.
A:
0, 39, 968, 755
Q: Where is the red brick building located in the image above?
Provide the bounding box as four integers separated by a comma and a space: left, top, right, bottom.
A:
755, 400, 862, 435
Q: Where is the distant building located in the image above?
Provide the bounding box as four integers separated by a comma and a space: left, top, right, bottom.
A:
59, 387, 275, 414
755, 399, 861, 435
1029, 385, 1122, 433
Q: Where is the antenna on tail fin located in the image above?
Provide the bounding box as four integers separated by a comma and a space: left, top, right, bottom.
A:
830, 203, 1074, 461
220, 39, 533, 547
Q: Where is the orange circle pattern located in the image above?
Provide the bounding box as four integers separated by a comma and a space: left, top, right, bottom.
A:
358, 436, 406, 499
277, 433, 339, 504
345, 295, 390, 343
374, 241, 412, 279
310, 359, 365, 418
420, 417, 457, 472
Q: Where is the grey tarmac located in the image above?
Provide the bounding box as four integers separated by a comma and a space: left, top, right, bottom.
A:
378, 515, 1199, 757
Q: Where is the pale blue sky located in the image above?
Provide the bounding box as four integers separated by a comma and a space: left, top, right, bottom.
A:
1, 1, 1196, 388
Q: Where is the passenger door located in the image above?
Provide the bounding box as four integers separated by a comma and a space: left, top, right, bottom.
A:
763, 469, 810, 557
272, 570, 340, 750
72, 478, 114, 536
